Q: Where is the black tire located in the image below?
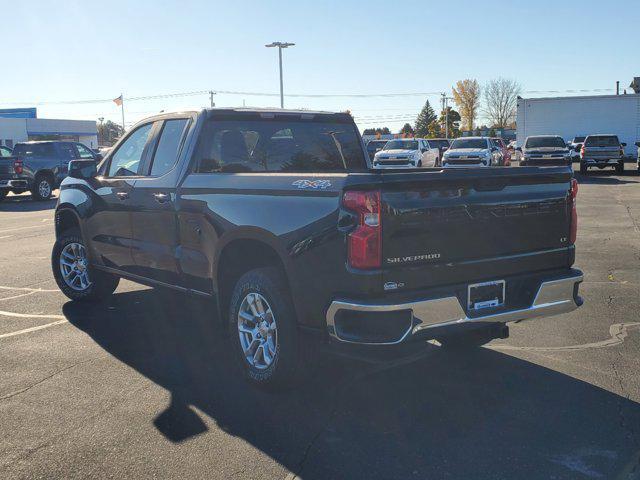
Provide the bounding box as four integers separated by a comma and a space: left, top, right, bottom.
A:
32, 174, 53, 201
0, 190, 7, 201
228, 267, 305, 390
615, 161, 624, 174
417, 160, 423, 168
52, 232, 119, 302
580, 162, 588, 175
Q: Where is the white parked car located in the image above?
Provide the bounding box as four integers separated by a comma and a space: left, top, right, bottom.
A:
442, 137, 501, 168
372, 138, 439, 168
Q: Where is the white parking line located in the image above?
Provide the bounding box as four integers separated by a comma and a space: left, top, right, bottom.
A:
0, 320, 68, 339
0, 285, 58, 292
0, 309, 68, 340
0, 224, 51, 234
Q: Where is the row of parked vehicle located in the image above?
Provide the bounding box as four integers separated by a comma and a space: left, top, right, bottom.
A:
368, 136, 513, 169
0, 141, 103, 201
366, 134, 640, 173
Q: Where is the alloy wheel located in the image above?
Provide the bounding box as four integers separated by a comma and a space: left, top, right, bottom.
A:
59, 242, 91, 291
237, 292, 278, 370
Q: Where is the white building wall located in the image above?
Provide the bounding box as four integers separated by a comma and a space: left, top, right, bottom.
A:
516, 94, 640, 156
0, 119, 28, 147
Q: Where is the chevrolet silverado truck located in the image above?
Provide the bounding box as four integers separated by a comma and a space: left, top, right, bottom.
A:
580, 134, 626, 174
52, 109, 583, 388
520, 135, 571, 167
0, 141, 100, 201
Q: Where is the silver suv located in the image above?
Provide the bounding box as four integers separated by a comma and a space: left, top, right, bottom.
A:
580, 135, 626, 174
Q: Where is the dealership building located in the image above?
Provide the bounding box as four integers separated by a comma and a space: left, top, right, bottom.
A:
0, 108, 97, 149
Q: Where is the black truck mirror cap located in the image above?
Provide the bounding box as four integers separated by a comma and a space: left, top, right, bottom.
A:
69, 160, 97, 179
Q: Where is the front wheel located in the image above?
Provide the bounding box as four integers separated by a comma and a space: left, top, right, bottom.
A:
52, 232, 119, 302
229, 267, 305, 389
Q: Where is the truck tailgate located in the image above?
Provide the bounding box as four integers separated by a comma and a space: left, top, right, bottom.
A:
0, 158, 15, 176
379, 167, 574, 290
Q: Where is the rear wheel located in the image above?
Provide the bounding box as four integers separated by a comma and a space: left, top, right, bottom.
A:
52, 232, 119, 302
580, 162, 588, 175
32, 175, 53, 201
228, 267, 306, 389
0, 190, 7, 201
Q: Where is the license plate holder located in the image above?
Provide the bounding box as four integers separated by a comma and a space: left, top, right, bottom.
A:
468, 280, 505, 311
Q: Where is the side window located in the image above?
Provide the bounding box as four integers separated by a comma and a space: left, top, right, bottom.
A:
75, 143, 94, 159
423, 141, 430, 150
149, 119, 189, 177
58, 143, 76, 160
107, 123, 153, 177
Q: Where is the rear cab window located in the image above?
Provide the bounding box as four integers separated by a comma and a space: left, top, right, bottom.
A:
584, 136, 620, 147
12, 143, 55, 157
193, 113, 366, 173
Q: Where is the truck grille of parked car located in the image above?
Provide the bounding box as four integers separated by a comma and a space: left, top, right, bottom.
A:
446, 158, 482, 165
378, 160, 411, 166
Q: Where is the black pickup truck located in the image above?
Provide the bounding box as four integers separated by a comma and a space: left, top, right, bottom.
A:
0, 141, 100, 201
52, 109, 583, 388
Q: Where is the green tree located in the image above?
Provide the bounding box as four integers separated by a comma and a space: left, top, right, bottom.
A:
97, 120, 124, 146
437, 107, 461, 138
363, 127, 391, 136
427, 120, 441, 138
399, 123, 415, 136
414, 100, 437, 137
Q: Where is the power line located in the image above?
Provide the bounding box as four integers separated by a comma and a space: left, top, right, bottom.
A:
0, 86, 618, 107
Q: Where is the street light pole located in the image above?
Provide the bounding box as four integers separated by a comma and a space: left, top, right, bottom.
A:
265, 42, 295, 108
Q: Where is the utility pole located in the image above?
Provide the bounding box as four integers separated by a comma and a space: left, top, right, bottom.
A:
616, 81, 620, 95
209, 91, 216, 107
265, 42, 295, 108
97, 117, 104, 146
441, 93, 452, 139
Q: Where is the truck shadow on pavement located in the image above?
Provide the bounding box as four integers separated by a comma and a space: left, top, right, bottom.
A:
0, 194, 57, 212
575, 170, 640, 185
63, 289, 640, 480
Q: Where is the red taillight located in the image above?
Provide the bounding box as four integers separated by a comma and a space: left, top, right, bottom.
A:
580, 146, 585, 158
343, 190, 381, 269
13, 158, 23, 175
569, 178, 578, 244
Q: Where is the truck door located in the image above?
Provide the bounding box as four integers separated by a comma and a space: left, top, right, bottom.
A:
85, 122, 154, 273
128, 118, 191, 286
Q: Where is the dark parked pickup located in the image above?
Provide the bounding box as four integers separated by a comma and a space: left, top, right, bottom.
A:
52, 109, 583, 388
0, 140, 100, 201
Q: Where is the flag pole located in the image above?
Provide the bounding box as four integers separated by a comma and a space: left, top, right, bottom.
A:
120, 93, 125, 132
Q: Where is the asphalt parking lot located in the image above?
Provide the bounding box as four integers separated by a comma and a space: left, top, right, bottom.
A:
1, 166, 639, 480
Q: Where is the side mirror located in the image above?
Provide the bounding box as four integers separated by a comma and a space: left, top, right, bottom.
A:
421, 148, 427, 153
620, 142, 627, 147
635, 142, 640, 147
68, 160, 97, 179
574, 145, 581, 152
95, 153, 103, 162
516, 147, 522, 152
491, 146, 498, 152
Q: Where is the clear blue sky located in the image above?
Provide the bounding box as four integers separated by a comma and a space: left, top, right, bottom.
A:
2, 0, 638, 131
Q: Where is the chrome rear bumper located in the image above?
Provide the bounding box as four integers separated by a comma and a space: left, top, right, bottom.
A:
326, 273, 583, 345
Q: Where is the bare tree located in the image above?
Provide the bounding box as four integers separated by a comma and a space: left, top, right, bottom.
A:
483, 78, 521, 128
452, 79, 481, 131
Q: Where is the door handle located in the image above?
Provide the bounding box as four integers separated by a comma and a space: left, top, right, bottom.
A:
153, 192, 169, 204
116, 192, 129, 200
